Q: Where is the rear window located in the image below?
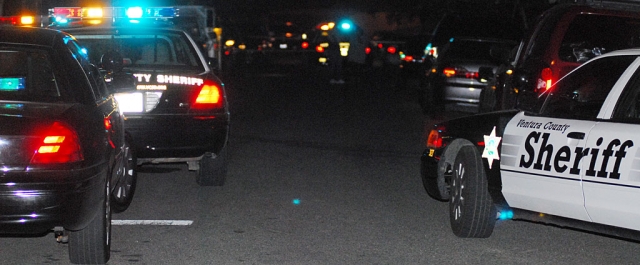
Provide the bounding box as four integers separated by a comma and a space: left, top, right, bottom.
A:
0, 48, 61, 102
72, 32, 204, 71
441, 40, 510, 61
559, 14, 640, 63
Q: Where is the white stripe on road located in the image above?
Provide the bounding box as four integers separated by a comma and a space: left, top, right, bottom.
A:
112, 220, 193, 226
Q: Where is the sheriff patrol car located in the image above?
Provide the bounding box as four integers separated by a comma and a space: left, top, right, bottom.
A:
49, 6, 230, 186
421, 48, 640, 240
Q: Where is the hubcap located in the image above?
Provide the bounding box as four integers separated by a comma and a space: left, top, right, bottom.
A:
115, 145, 134, 202
452, 163, 465, 220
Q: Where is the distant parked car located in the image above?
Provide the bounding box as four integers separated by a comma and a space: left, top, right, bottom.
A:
420, 37, 517, 114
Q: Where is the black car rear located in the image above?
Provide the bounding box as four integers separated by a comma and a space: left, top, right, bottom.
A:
61, 26, 231, 186
0, 26, 133, 264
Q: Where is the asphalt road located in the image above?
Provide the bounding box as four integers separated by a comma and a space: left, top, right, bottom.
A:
2, 63, 640, 264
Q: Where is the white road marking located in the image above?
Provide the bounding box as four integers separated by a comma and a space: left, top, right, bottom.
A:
112, 220, 193, 226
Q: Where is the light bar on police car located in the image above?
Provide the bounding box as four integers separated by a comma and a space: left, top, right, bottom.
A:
0, 16, 35, 26
50, 6, 178, 27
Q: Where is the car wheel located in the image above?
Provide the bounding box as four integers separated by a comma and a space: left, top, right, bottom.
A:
196, 143, 228, 186
69, 178, 111, 264
112, 139, 137, 213
449, 144, 496, 238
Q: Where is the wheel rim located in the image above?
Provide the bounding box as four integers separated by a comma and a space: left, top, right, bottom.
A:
114, 145, 134, 203
451, 162, 465, 221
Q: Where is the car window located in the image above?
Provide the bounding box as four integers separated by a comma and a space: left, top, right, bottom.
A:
0, 47, 61, 102
441, 40, 508, 61
559, 14, 640, 63
73, 32, 203, 71
539, 55, 636, 120
613, 64, 640, 121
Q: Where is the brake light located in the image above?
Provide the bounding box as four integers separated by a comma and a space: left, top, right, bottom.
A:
426, 125, 446, 149
316, 45, 324, 53
539, 67, 553, 91
193, 81, 223, 109
443, 68, 456, 77
365, 47, 371, 55
301, 41, 309, 49
377, 43, 383, 49
31, 121, 83, 164
386, 46, 396, 54
104, 117, 115, 148
443, 67, 478, 79
404, 55, 414, 62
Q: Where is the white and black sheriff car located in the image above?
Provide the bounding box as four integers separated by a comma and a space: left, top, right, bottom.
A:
421, 48, 640, 240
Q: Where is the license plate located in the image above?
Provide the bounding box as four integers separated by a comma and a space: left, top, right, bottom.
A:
114, 92, 144, 113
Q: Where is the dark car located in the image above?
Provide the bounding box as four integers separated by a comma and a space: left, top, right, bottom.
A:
420, 48, 640, 240
479, 1, 640, 112
421, 37, 517, 114
50, 6, 231, 186
0, 26, 135, 264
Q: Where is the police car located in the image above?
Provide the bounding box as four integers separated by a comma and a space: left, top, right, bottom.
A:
0, 26, 135, 264
421, 48, 640, 240
49, 6, 230, 186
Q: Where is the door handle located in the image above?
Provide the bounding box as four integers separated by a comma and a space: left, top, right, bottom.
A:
567, 132, 585, 140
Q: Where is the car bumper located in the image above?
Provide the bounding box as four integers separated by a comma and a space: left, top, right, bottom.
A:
0, 164, 106, 234
443, 79, 485, 104
124, 113, 230, 160
420, 148, 443, 199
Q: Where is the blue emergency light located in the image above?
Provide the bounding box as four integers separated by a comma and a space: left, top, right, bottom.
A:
0, 77, 26, 91
49, 6, 177, 27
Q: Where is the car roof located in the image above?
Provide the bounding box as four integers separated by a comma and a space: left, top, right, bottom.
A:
58, 26, 188, 36
597, 47, 640, 57
0, 26, 66, 47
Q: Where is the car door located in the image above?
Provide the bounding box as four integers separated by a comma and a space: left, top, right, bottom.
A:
582, 59, 640, 231
499, 55, 637, 221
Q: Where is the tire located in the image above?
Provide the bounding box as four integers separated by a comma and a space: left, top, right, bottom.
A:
112, 139, 137, 213
449, 144, 496, 238
69, 179, 111, 264
196, 143, 228, 186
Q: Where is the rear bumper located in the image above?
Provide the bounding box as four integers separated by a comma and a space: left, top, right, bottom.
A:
125, 113, 230, 160
0, 164, 106, 234
420, 148, 443, 199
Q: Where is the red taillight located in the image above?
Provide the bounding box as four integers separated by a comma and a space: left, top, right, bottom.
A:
386, 46, 396, 54
443, 67, 477, 79
193, 81, 223, 109
104, 117, 115, 148
301, 41, 309, 49
377, 43, 383, 49
365, 47, 371, 55
426, 126, 445, 149
404, 55, 414, 62
443, 67, 456, 77
539, 67, 553, 91
31, 121, 83, 164
316, 45, 324, 53
465, 72, 479, 79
